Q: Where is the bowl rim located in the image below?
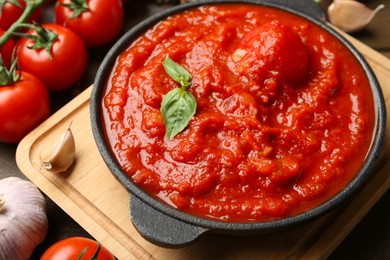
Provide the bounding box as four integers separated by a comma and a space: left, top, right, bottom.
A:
91, 0, 387, 232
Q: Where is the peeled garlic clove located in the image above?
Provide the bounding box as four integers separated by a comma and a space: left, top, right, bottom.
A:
40, 126, 75, 173
328, 0, 384, 33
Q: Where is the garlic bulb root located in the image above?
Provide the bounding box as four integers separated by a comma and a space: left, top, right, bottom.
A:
0, 196, 5, 212
328, 0, 385, 33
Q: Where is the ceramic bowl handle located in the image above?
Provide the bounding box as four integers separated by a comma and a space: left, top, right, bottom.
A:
263, 0, 326, 21
130, 195, 208, 247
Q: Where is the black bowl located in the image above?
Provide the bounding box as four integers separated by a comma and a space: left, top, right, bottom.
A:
91, 0, 386, 247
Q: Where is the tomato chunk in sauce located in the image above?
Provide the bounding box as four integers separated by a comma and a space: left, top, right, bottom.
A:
102, 4, 375, 222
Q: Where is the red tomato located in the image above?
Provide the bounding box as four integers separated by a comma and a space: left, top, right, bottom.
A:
0, 71, 50, 143
240, 21, 309, 84
17, 23, 87, 91
0, 28, 15, 68
0, 0, 42, 30
41, 237, 115, 260
55, 0, 124, 47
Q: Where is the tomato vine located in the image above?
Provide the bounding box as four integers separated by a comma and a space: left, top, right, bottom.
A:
0, 0, 44, 47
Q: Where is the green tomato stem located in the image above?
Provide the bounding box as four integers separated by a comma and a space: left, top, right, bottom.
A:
17, 22, 51, 42
0, 0, 44, 47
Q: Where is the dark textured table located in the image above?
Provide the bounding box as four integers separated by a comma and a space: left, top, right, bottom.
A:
0, 0, 388, 259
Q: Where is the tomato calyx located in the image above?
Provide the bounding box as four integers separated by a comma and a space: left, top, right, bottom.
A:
57, 0, 89, 20
78, 242, 101, 260
0, 55, 21, 85
15, 23, 58, 57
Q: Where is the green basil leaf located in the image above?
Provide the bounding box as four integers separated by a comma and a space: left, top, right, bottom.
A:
163, 55, 192, 88
161, 87, 197, 139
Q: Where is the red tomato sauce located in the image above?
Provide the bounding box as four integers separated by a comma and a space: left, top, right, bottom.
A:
102, 4, 375, 222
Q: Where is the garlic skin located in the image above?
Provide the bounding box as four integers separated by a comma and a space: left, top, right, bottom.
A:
40, 126, 75, 174
0, 177, 48, 260
328, 0, 385, 33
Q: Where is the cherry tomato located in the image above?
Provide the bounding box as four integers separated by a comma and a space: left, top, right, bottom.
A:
0, 71, 50, 143
0, 0, 42, 30
0, 28, 15, 68
17, 23, 87, 91
55, 0, 124, 47
41, 237, 116, 260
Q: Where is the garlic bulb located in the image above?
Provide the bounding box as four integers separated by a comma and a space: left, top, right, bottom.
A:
40, 125, 75, 174
328, 0, 385, 33
0, 177, 48, 260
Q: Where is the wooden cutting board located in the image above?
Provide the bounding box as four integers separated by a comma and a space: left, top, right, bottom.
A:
16, 33, 390, 260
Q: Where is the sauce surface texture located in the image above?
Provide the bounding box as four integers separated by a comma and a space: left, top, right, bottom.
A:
103, 4, 375, 222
